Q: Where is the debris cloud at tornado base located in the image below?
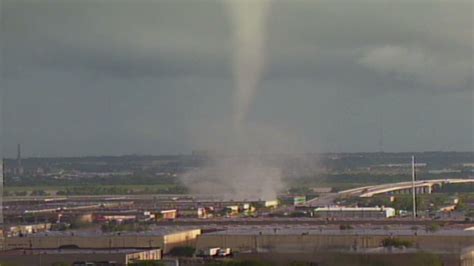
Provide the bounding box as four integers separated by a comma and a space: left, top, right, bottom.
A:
181, 0, 289, 201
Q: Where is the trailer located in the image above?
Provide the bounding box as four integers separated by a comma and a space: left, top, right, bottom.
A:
218, 248, 231, 257
199, 247, 220, 257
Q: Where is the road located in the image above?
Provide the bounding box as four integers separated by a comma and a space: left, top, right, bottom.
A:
155, 217, 473, 226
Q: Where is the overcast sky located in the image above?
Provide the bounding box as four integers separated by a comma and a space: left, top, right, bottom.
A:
1, 0, 473, 157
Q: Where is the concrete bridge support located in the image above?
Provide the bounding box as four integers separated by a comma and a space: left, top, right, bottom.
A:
416, 187, 424, 194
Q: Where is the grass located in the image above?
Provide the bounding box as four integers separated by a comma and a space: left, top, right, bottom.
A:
4, 184, 179, 196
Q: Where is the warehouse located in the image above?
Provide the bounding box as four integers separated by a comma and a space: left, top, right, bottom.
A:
3, 228, 201, 253
6, 223, 52, 237
157, 209, 178, 220
313, 206, 395, 218
461, 246, 474, 266
0, 248, 161, 266
196, 227, 474, 254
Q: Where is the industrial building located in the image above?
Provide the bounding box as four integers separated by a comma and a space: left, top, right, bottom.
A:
6, 223, 52, 237
314, 206, 396, 218
196, 227, 474, 254
0, 248, 161, 266
461, 246, 474, 266
158, 209, 178, 220
3, 228, 201, 253
293, 196, 306, 206
255, 200, 278, 209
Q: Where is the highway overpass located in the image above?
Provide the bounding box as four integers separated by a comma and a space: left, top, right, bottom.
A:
306, 178, 474, 207
340, 178, 474, 198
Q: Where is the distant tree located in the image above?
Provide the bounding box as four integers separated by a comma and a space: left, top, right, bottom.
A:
289, 211, 309, 217
128, 261, 164, 266
56, 190, 67, 195
69, 219, 92, 230
381, 238, 413, 248
455, 199, 469, 211
425, 223, 440, 233
14, 191, 28, 196
101, 221, 149, 233
168, 246, 195, 257
339, 224, 354, 230
31, 189, 49, 196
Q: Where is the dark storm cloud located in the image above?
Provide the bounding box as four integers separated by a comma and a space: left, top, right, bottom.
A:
2, 0, 232, 79
5, 0, 471, 90
264, 1, 472, 93
1, 0, 472, 156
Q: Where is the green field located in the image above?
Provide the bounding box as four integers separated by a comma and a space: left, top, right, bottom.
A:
4, 184, 184, 196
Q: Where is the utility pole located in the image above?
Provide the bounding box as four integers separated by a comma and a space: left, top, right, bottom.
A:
17, 144, 23, 176
411, 155, 417, 219
378, 126, 384, 153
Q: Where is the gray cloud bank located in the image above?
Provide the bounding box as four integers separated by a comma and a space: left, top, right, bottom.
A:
1, 0, 473, 157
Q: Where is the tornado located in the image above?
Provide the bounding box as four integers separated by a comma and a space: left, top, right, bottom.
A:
227, 0, 270, 128
181, 0, 280, 201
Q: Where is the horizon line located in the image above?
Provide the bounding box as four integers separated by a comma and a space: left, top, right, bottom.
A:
2, 150, 474, 160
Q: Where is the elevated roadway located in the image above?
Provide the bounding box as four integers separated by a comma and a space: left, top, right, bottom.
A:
340, 178, 474, 197
306, 178, 474, 207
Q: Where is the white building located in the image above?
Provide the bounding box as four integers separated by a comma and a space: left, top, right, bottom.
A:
314, 206, 395, 218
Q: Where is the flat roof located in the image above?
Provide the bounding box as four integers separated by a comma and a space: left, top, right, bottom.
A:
314, 207, 395, 212
0, 248, 160, 255
205, 226, 474, 237
12, 227, 200, 238
160, 209, 177, 213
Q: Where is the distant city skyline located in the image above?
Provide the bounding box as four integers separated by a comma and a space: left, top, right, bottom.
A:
2, 0, 473, 157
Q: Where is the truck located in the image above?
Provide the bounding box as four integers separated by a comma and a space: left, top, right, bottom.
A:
218, 248, 231, 257
200, 247, 220, 257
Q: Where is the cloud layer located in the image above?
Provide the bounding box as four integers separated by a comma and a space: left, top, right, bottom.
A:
1, 0, 472, 156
